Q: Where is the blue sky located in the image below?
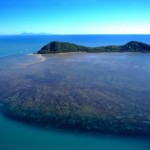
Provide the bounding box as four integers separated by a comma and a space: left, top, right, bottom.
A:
0, 0, 150, 34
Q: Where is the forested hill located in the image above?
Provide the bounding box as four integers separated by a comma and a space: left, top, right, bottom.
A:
37, 41, 150, 54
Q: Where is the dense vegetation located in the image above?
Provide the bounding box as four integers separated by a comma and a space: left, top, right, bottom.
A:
38, 41, 150, 54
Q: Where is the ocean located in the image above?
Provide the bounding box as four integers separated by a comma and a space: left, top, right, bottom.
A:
0, 34, 150, 57
0, 35, 150, 150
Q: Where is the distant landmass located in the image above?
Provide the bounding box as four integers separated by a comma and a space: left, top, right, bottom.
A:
20, 32, 53, 35
38, 41, 150, 54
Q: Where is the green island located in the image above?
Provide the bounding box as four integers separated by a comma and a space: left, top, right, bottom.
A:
1, 41, 150, 137
38, 41, 150, 54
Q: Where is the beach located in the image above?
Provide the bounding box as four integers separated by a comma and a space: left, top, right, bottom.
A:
21, 53, 46, 66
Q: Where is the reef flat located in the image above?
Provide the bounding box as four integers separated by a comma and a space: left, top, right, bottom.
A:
1, 43, 150, 136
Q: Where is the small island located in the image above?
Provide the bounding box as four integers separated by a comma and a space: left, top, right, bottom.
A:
38, 41, 150, 54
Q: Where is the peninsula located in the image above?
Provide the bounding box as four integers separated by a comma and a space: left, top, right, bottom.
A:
38, 41, 150, 54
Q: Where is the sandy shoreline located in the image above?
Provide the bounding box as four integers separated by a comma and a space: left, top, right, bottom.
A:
53, 52, 93, 54
21, 53, 46, 66
34, 54, 46, 62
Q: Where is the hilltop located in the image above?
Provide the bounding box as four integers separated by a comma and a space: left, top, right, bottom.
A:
38, 41, 150, 54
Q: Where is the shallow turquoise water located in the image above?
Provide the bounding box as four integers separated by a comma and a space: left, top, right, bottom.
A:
0, 111, 150, 150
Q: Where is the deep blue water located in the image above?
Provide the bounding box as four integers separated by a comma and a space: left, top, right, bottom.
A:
0, 34, 150, 57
